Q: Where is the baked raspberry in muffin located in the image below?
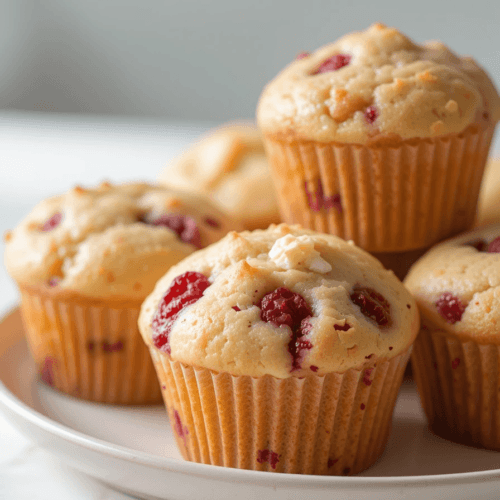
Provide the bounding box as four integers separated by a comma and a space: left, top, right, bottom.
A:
257, 23, 500, 253
405, 224, 500, 449
158, 123, 281, 230
139, 223, 419, 474
3, 182, 240, 404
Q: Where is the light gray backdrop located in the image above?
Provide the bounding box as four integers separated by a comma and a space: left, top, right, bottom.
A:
1, 0, 499, 121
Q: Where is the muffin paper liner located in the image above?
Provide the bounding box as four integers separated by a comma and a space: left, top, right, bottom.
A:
263, 124, 495, 252
19, 287, 162, 404
412, 326, 500, 449
149, 347, 411, 475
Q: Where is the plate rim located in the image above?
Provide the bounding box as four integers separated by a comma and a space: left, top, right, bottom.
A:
2, 306, 500, 489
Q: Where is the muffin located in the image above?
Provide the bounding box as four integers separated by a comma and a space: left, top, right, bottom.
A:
3, 182, 240, 404
476, 157, 500, 227
158, 123, 281, 230
138, 223, 419, 474
257, 23, 500, 253
405, 224, 500, 449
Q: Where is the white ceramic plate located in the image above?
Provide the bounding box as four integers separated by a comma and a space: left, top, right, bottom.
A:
2, 308, 500, 500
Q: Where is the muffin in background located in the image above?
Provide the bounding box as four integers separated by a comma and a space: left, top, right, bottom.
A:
158, 123, 281, 230
405, 224, 500, 449
139, 223, 419, 474
476, 157, 500, 227
257, 22, 500, 253
3, 181, 241, 404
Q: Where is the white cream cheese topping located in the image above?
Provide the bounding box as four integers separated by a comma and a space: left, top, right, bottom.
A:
269, 234, 332, 273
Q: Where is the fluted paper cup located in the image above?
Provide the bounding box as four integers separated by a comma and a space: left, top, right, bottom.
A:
412, 324, 500, 450
263, 124, 495, 253
19, 286, 162, 404
149, 347, 411, 475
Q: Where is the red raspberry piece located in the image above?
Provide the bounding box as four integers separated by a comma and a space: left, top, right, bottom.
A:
328, 458, 339, 468
466, 239, 487, 251
314, 54, 351, 74
47, 277, 61, 287
289, 325, 313, 371
40, 356, 56, 386
488, 237, 500, 253
451, 357, 460, 369
362, 368, 373, 386
173, 409, 189, 448
40, 212, 62, 231
102, 340, 124, 353
151, 214, 202, 248
324, 194, 343, 214
304, 181, 323, 212
152, 271, 210, 354
350, 286, 391, 328
259, 287, 311, 330
173, 410, 188, 438
304, 181, 342, 213
435, 292, 466, 324
364, 105, 378, 124
296, 51, 310, 60
258, 287, 313, 371
257, 449, 280, 469
204, 217, 220, 229
310, 365, 318, 372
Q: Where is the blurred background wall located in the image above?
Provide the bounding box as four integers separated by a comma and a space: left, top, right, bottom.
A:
1, 0, 499, 122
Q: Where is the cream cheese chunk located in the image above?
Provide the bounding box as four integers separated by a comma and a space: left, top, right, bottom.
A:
269, 234, 332, 273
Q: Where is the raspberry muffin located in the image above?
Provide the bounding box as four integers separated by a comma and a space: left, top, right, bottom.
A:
257, 23, 500, 253
4, 182, 240, 404
158, 123, 281, 230
139, 224, 419, 474
405, 224, 500, 449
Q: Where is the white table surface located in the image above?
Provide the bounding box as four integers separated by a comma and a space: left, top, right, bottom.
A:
0, 110, 499, 500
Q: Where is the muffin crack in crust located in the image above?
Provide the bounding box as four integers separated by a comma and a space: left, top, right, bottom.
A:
4, 182, 240, 300
139, 224, 419, 378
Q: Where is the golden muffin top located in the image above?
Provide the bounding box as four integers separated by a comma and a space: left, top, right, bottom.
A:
4, 182, 240, 301
257, 23, 500, 144
158, 123, 281, 230
139, 224, 419, 377
405, 224, 500, 342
